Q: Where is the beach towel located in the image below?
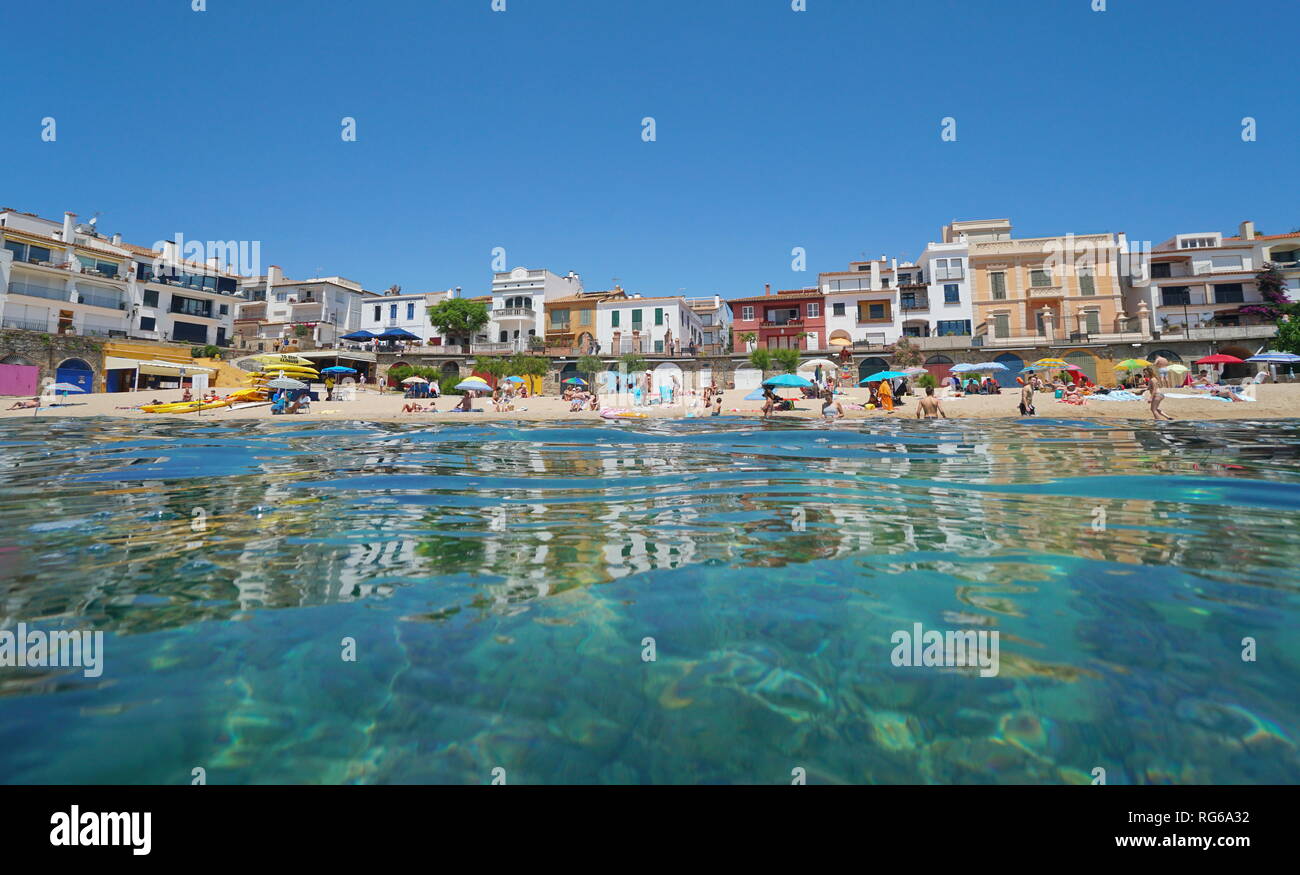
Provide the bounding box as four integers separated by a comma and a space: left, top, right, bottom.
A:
1163, 393, 1253, 403
1089, 391, 1143, 402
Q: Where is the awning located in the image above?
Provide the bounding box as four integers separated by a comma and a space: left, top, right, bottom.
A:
105, 356, 141, 370
137, 359, 215, 376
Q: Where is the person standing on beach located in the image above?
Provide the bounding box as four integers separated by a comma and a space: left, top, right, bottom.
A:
878, 378, 894, 413
916, 387, 945, 419
1018, 380, 1035, 416
761, 386, 778, 418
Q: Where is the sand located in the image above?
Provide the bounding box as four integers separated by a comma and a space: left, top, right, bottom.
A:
5, 383, 1299, 424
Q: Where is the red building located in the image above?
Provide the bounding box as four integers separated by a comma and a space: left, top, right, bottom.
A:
727, 285, 827, 351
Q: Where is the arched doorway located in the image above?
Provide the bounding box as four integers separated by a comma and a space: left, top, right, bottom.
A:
993, 353, 1024, 388
858, 357, 890, 383
1218, 345, 1253, 380
733, 366, 762, 391
1063, 349, 1100, 384
924, 354, 953, 385
1147, 348, 1182, 363
55, 357, 94, 393
1, 354, 34, 367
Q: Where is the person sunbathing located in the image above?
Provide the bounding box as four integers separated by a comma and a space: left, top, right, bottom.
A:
454, 393, 473, 412
7, 398, 39, 409
402, 402, 431, 413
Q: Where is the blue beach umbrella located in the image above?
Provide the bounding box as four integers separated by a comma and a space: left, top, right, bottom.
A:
377, 327, 420, 340
564, 377, 587, 385
949, 363, 980, 373
320, 366, 357, 374
340, 330, 375, 341
456, 378, 492, 392
503, 376, 525, 383
859, 370, 908, 383
1246, 352, 1300, 363
762, 373, 814, 388
973, 361, 1009, 371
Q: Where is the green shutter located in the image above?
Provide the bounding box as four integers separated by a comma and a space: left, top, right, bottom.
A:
655, 308, 663, 325
611, 310, 619, 327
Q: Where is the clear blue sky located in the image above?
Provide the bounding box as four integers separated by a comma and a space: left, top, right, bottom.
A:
3, 0, 1296, 298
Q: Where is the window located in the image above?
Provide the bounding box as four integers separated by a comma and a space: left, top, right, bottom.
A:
944, 284, 959, 303
1162, 287, 1192, 306
406, 303, 415, 320
219, 304, 229, 316
832, 302, 845, 316
77, 255, 121, 278
373, 305, 381, 321
1214, 283, 1244, 304
1179, 237, 1216, 249
579, 309, 591, 325
900, 292, 918, 309
1078, 269, 1096, 296
830, 279, 867, 292
992, 314, 1010, 338
655, 308, 664, 325
1151, 262, 1172, 278
654, 340, 664, 353
1270, 249, 1299, 263
631, 309, 643, 327
550, 308, 570, 327
1210, 255, 1244, 271
990, 272, 1007, 300
389, 304, 398, 320
217, 277, 237, 294
4, 241, 53, 264
139, 316, 156, 331
1083, 310, 1100, 334
858, 301, 890, 322
142, 289, 159, 307
806, 302, 820, 318
170, 295, 212, 318
934, 258, 963, 280
1030, 269, 1052, 287
936, 319, 971, 336
897, 273, 911, 285
742, 306, 754, 321
611, 310, 620, 327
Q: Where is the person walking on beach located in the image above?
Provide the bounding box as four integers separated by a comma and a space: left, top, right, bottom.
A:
1018, 380, 1035, 416
916, 387, 945, 419
1148, 383, 1173, 421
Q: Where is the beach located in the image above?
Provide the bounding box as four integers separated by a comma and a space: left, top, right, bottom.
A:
7, 382, 1300, 423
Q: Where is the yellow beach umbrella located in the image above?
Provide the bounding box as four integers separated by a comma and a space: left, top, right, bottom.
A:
1114, 358, 1152, 371
1030, 358, 1069, 369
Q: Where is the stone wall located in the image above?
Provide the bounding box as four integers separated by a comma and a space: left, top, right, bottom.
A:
0, 329, 104, 392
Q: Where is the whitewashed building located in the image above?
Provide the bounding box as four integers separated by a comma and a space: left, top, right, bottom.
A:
485, 267, 584, 351
597, 295, 706, 354
358, 288, 462, 346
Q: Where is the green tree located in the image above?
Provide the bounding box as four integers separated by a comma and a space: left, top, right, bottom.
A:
428, 298, 489, 342
772, 348, 800, 373
1276, 313, 1300, 356
507, 354, 549, 378
916, 372, 938, 390
748, 347, 772, 371
473, 355, 511, 380
576, 354, 604, 388
738, 331, 757, 351
889, 336, 924, 369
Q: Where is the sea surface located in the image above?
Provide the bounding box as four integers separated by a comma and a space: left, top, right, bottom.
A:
0, 416, 1297, 784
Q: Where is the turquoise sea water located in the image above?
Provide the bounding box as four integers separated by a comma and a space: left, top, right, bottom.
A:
0, 416, 1297, 784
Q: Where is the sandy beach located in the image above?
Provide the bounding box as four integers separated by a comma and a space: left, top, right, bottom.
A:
6, 383, 1300, 423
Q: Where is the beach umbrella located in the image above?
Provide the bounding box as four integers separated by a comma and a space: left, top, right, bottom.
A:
401, 376, 428, 384
1165, 363, 1189, 373
377, 327, 420, 340
903, 366, 927, 375
1115, 358, 1152, 371
564, 377, 587, 385
456, 378, 492, 392
320, 366, 357, 374
1194, 354, 1244, 365
1246, 352, 1300, 363
266, 377, 307, 390
47, 382, 86, 394
1029, 358, 1069, 369
859, 370, 909, 383
973, 361, 1009, 371
763, 373, 814, 388
949, 363, 980, 373
503, 376, 524, 383
340, 330, 376, 341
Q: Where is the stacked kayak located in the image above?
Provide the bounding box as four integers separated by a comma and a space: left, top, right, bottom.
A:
141, 399, 234, 414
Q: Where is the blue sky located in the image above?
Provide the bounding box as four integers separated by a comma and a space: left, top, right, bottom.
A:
3, 0, 1296, 298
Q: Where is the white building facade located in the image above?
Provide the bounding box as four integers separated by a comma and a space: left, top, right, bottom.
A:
596, 295, 706, 354
486, 267, 584, 351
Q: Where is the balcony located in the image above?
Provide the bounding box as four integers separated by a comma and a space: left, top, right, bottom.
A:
7, 281, 69, 302
1027, 285, 1064, 298
913, 335, 976, 351
76, 289, 127, 310
1158, 324, 1278, 342
761, 318, 804, 327
170, 305, 214, 319
900, 298, 931, 311
2, 317, 50, 332
493, 307, 535, 319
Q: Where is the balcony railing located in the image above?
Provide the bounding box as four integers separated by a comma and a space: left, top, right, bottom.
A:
1027, 285, 1064, 298
76, 289, 127, 310
900, 298, 930, 311
1158, 324, 1278, 342
761, 318, 803, 327
493, 307, 534, 318
2, 317, 50, 331
7, 281, 68, 302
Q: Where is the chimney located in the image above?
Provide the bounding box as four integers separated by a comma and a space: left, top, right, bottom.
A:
162, 240, 179, 266
713, 294, 720, 307
1239, 220, 1256, 241
62, 212, 76, 242
111, 232, 122, 246
765, 283, 771, 296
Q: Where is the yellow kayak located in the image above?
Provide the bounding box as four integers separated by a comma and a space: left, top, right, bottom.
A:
251, 353, 315, 366
141, 399, 233, 414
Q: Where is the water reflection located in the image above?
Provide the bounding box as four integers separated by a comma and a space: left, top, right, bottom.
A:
0, 418, 1297, 783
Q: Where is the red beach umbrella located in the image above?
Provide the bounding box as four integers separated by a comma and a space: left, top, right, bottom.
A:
1194, 354, 1244, 365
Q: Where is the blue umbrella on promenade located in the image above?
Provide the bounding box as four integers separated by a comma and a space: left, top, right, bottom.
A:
320, 366, 357, 374
859, 370, 908, 383
340, 330, 375, 341
762, 373, 814, 388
